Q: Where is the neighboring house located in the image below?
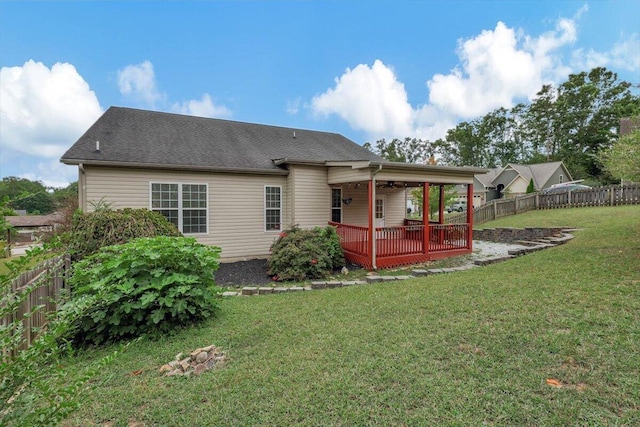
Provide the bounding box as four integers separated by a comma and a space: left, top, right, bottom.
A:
4, 213, 63, 244
455, 161, 572, 204
620, 117, 640, 136
61, 107, 485, 269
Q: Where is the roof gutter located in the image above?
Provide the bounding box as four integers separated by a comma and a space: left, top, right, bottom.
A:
60, 159, 290, 176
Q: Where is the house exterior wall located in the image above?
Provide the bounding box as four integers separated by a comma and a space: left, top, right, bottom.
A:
493, 169, 518, 189
505, 176, 528, 197
339, 186, 405, 227
541, 167, 570, 189
327, 167, 371, 184
287, 165, 331, 228
81, 165, 288, 260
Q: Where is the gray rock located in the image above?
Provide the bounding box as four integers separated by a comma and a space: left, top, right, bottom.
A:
193, 363, 208, 376
196, 351, 208, 364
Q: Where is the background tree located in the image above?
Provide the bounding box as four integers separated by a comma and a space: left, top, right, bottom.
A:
0, 177, 54, 214
410, 186, 457, 219
599, 128, 640, 183
526, 178, 535, 193
363, 137, 435, 163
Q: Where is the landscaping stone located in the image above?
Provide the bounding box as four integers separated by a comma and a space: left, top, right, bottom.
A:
326, 281, 342, 288
311, 281, 326, 289
160, 344, 227, 377
258, 287, 274, 295
411, 269, 429, 276
366, 276, 383, 283
241, 287, 258, 296
394, 275, 414, 280
222, 291, 239, 297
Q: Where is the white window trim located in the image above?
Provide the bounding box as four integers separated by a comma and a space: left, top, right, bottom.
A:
331, 187, 342, 223
149, 182, 209, 235
264, 185, 282, 232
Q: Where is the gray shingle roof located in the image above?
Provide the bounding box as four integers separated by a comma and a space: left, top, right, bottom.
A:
61, 107, 383, 172
497, 161, 568, 190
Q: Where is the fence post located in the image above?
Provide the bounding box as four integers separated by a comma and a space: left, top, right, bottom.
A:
610, 187, 615, 206
493, 200, 497, 220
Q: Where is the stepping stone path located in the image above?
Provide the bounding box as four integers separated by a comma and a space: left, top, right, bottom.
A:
159, 344, 227, 377
221, 230, 574, 297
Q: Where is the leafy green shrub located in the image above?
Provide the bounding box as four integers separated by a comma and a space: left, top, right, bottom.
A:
267, 226, 345, 281
68, 236, 221, 345
0, 244, 120, 426
64, 208, 181, 261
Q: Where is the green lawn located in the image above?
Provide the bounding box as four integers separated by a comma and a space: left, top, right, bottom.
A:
63, 205, 639, 426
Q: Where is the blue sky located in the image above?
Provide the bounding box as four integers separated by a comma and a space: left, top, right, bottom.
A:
1, 1, 639, 187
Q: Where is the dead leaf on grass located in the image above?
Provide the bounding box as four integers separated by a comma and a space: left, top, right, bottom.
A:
128, 369, 143, 376
546, 378, 563, 388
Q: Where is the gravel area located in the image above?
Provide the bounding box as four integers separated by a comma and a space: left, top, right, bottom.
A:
214, 240, 527, 287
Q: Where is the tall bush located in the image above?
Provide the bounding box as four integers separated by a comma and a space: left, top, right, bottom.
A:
68, 236, 221, 345
267, 226, 345, 281
0, 244, 119, 426
64, 208, 181, 261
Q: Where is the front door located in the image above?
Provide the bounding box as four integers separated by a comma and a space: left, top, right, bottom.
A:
375, 196, 385, 228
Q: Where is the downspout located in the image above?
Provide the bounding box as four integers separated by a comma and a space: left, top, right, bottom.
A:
371, 164, 383, 270
78, 163, 86, 211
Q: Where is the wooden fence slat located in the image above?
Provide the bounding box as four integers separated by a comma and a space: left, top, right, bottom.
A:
2, 254, 70, 357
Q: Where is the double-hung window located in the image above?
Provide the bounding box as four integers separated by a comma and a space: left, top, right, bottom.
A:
151, 182, 207, 234
331, 188, 342, 223
265, 186, 282, 231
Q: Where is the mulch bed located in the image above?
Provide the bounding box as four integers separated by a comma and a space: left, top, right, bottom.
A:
215, 259, 273, 286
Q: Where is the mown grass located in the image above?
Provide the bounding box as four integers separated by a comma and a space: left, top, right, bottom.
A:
63, 205, 639, 425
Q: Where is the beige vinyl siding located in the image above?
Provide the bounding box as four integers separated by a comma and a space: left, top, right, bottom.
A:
339, 185, 405, 227
289, 165, 330, 228
82, 165, 287, 260
505, 176, 528, 197
376, 171, 473, 185
327, 167, 371, 184
376, 188, 406, 227
342, 185, 369, 226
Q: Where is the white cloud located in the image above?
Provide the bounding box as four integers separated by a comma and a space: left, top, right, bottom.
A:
171, 93, 232, 118
0, 60, 103, 158
286, 97, 302, 115
311, 60, 414, 138
117, 60, 165, 107
572, 33, 640, 72
310, 9, 598, 142
20, 160, 77, 188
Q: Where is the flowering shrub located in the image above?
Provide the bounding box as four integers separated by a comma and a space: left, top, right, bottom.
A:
68, 236, 221, 345
267, 226, 344, 281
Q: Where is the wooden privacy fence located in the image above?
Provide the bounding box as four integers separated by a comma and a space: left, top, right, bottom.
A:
448, 183, 640, 226
1, 254, 70, 356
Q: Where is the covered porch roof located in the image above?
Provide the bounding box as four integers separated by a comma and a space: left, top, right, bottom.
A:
324, 160, 487, 186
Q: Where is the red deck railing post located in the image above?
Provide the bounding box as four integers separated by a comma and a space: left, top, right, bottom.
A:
368, 180, 374, 268
466, 183, 473, 250
422, 182, 429, 255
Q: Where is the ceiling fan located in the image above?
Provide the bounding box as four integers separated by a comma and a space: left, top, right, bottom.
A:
378, 180, 403, 189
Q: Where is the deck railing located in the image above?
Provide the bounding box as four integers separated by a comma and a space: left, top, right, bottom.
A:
329, 222, 369, 257
330, 221, 469, 263
428, 223, 469, 251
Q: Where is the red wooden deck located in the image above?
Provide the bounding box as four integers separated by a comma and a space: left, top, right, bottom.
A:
329, 222, 471, 269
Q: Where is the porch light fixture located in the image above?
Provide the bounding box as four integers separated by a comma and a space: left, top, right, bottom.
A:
342, 198, 353, 206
